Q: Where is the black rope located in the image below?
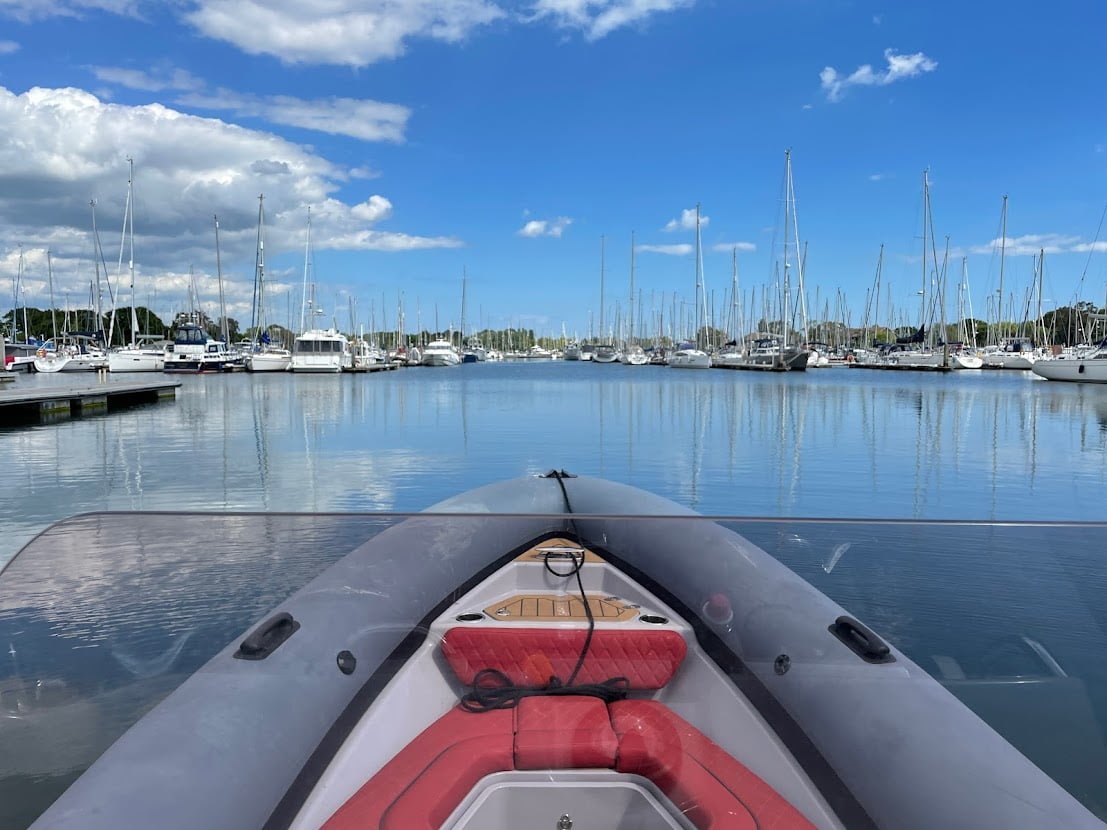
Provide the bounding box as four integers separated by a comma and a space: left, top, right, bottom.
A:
459, 470, 629, 712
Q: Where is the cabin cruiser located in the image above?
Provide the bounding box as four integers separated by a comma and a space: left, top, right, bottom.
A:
983, 337, 1042, 370
4, 473, 1102, 830
291, 330, 352, 373
619, 345, 649, 365
421, 339, 461, 367
245, 344, 293, 372
563, 342, 582, 361
163, 324, 232, 373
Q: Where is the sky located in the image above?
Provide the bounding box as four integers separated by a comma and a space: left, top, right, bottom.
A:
0, 0, 1104, 339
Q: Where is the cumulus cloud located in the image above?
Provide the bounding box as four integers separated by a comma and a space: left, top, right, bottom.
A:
869, 173, 885, 181
0, 85, 460, 318
530, 0, 694, 41
637, 243, 692, 255
184, 0, 505, 67
820, 48, 937, 102
663, 207, 708, 232
0, 40, 20, 54
517, 216, 572, 238
710, 242, 755, 253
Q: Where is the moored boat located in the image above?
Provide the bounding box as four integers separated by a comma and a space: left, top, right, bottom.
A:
291, 329, 352, 373
1032, 341, 1107, 383
163, 323, 231, 373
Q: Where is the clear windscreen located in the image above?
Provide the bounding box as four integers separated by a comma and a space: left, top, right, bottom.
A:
1, 512, 1105, 828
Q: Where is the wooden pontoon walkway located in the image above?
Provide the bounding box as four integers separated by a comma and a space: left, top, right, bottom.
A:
0, 378, 181, 424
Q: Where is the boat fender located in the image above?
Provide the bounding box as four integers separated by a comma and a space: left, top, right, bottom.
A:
336, 650, 357, 675
233, 611, 301, 660
1079, 364, 1086, 374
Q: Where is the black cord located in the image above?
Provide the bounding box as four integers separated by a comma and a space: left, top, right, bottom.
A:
459, 471, 629, 712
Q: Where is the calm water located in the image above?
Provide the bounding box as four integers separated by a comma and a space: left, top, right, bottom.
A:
2, 361, 1107, 566
3, 361, 1107, 826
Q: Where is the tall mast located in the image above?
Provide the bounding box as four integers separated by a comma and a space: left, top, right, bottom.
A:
47, 249, 57, 341
920, 170, 929, 333
300, 207, 312, 333
126, 156, 138, 345
694, 202, 703, 346
628, 230, 636, 345
460, 267, 468, 348
1036, 248, 1045, 345
599, 235, 606, 341
91, 200, 103, 335
782, 151, 792, 355
997, 194, 1008, 345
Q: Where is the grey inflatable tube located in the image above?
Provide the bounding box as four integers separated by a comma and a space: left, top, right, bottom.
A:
30, 475, 1102, 830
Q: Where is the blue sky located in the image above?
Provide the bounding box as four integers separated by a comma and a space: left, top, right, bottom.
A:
0, 0, 1104, 338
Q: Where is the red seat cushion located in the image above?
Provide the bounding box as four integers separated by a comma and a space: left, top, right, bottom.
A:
441, 627, 687, 689
381, 735, 513, 830
610, 700, 816, 830
513, 696, 618, 769
321, 707, 512, 830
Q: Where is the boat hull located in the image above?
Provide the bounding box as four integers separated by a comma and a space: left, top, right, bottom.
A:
107, 351, 165, 373
246, 352, 291, 372
668, 349, 711, 369
1032, 357, 1107, 383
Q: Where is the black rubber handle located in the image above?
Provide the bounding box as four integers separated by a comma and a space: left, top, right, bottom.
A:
829, 615, 895, 664
234, 612, 301, 661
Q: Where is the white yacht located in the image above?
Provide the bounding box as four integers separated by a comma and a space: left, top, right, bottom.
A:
668, 346, 711, 369
245, 347, 292, 372
33, 334, 109, 373
620, 344, 649, 365
563, 342, 581, 361
1032, 341, 1107, 383
592, 344, 620, 363
108, 337, 168, 373
421, 339, 461, 367
163, 323, 232, 373
290, 329, 352, 373
983, 338, 1041, 370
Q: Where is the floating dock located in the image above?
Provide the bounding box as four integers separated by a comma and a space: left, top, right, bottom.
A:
343, 363, 400, 373
0, 378, 181, 424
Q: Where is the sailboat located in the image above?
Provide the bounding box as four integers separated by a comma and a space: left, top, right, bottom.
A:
668, 204, 711, 369
717, 153, 809, 372
592, 236, 621, 364
244, 196, 292, 372
107, 159, 165, 373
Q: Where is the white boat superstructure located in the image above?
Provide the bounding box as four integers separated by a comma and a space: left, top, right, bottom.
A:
246, 347, 292, 372
668, 347, 711, 369
620, 344, 649, 365
421, 339, 461, 367
592, 344, 619, 363
164, 323, 231, 372
107, 341, 166, 373
563, 342, 581, 361
291, 329, 352, 373
983, 338, 1042, 369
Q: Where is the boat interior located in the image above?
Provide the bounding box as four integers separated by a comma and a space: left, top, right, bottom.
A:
283, 534, 838, 830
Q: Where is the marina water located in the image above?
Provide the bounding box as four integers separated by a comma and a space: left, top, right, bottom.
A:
2, 362, 1107, 825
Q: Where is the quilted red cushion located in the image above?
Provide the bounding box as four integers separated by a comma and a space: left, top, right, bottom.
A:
441, 627, 687, 689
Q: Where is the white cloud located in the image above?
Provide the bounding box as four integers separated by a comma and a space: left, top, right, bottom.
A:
0, 40, 20, 54
820, 48, 937, 102
91, 64, 204, 92
530, 0, 694, 41
0, 0, 140, 22
710, 242, 755, 253
184, 0, 505, 67
869, 173, 885, 181
517, 216, 573, 238
637, 243, 692, 255
663, 207, 708, 232
801, 103, 812, 110
1071, 241, 1107, 254
177, 89, 411, 143
90, 63, 411, 143
970, 234, 1083, 256
872, 14, 882, 25
0, 85, 460, 316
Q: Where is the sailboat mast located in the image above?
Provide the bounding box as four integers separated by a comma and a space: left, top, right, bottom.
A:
997, 194, 1008, 345
629, 230, 636, 345
920, 170, 929, 333
599, 235, 606, 342
125, 157, 138, 345
91, 200, 103, 336
782, 151, 792, 355
300, 207, 312, 333
694, 202, 703, 347
47, 249, 57, 341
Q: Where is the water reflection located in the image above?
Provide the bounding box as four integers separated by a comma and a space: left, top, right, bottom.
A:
3, 366, 1107, 567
